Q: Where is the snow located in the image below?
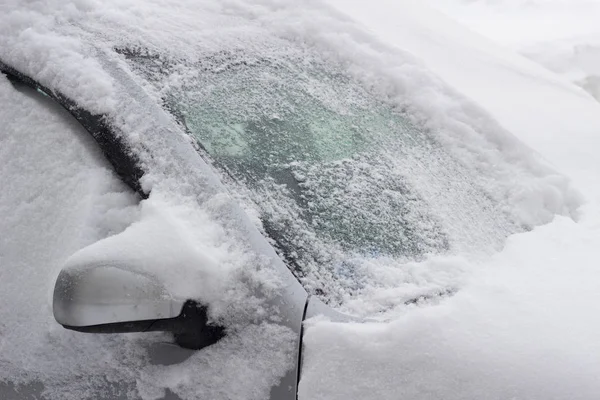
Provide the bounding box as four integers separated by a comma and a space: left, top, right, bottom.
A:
2, 3, 303, 398
1, 0, 600, 399
63, 193, 253, 313
300, 216, 600, 400
0, 73, 296, 400
61, 190, 289, 326
0, 76, 139, 391
0, 2, 117, 114
125, 41, 552, 306
299, 1, 600, 399
421, 0, 600, 198
428, 0, 600, 101
324, 0, 600, 201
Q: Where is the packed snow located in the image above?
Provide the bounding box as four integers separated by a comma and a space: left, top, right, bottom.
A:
1, 0, 599, 399
428, 0, 600, 101
300, 1, 600, 399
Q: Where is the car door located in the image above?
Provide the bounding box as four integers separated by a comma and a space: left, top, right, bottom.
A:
1, 56, 308, 400
0, 67, 144, 399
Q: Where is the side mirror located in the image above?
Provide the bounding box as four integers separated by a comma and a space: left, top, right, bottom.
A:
53, 261, 225, 350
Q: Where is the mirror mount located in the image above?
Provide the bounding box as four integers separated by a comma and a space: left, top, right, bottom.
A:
63, 299, 225, 350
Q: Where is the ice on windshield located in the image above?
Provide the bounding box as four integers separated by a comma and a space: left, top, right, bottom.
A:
123, 48, 523, 305
193, 58, 451, 298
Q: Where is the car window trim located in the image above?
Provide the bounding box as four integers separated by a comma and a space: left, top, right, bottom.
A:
0, 59, 147, 198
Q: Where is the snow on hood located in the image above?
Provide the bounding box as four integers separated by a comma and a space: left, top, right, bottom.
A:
300, 218, 600, 400
428, 0, 600, 101
409, 0, 600, 197
299, 2, 600, 399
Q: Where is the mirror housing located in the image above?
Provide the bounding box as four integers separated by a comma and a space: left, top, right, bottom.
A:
53, 262, 224, 350
54, 264, 184, 327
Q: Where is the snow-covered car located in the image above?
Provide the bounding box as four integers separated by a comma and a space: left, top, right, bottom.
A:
0, 45, 554, 399
0, 45, 470, 398
2, 1, 597, 400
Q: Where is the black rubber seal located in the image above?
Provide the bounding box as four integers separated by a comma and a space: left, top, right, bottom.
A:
296, 295, 310, 399
0, 60, 147, 198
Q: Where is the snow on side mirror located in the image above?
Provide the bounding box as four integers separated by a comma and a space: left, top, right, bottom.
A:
54, 263, 184, 327
49, 196, 241, 351
53, 261, 225, 350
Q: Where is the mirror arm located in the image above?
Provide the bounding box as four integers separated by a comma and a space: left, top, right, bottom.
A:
62, 300, 225, 350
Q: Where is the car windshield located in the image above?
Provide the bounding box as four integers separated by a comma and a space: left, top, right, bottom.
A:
123, 48, 514, 304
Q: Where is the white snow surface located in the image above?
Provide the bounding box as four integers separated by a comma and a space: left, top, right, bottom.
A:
300, 216, 600, 400
1, 0, 599, 399
326, 0, 600, 201
429, 0, 600, 101
300, 1, 600, 399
